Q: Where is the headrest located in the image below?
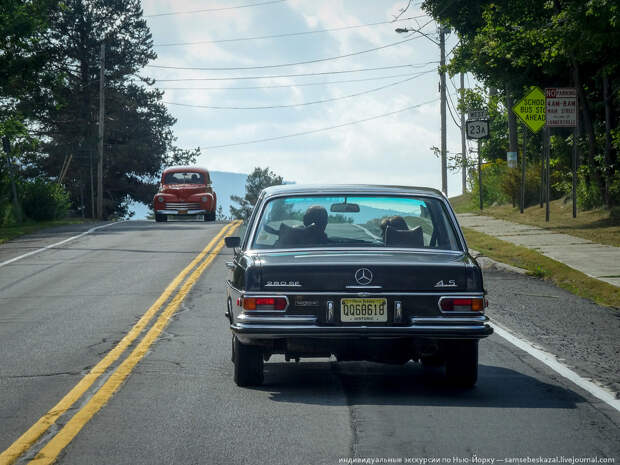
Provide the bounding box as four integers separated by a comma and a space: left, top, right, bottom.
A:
385, 226, 424, 248
380, 215, 408, 233
303, 205, 328, 230
277, 223, 322, 247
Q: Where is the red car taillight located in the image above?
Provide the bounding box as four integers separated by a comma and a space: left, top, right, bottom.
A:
440, 297, 486, 312
241, 297, 287, 311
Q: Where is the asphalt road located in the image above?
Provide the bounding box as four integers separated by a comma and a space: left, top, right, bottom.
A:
0, 221, 618, 465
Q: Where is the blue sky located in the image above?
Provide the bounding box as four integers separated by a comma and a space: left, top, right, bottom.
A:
141, 0, 471, 197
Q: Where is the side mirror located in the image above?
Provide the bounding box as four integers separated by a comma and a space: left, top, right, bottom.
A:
225, 236, 240, 248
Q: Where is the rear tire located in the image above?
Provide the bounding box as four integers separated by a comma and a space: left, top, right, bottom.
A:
155, 213, 167, 222
444, 340, 478, 388
233, 336, 264, 387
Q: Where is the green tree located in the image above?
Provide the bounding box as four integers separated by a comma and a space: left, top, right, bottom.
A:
11, 0, 197, 218
230, 167, 283, 220
424, 0, 620, 208
216, 205, 226, 221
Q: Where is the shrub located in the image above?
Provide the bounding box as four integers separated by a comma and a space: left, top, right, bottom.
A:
470, 159, 543, 209
470, 159, 511, 208
21, 179, 70, 221
576, 167, 604, 210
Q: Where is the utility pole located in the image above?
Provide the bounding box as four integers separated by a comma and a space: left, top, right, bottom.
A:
97, 41, 105, 220
439, 25, 447, 196
506, 92, 519, 207
2, 137, 22, 223
460, 73, 467, 194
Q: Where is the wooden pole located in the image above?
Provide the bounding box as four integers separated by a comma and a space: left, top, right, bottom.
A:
521, 125, 526, 213
460, 73, 467, 194
545, 126, 550, 222
478, 140, 483, 210
97, 41, 105, 220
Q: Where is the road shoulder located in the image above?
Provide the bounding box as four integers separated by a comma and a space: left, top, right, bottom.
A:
482, 264, 620, 399
0, 221, 113, 266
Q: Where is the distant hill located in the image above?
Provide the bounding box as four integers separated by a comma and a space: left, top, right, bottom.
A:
210, 170, 249, 218
129, 170, 248, 220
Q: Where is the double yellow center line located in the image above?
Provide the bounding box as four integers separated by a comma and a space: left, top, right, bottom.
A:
0, 220, 241, 465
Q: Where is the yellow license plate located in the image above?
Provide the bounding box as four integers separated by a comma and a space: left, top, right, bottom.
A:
178, 209, 188, 215
340, 298, 387, 322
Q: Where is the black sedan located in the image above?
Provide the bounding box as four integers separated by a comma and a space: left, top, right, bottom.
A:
224, 185, 492, 387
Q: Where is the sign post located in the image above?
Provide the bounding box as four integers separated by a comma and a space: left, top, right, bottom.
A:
545, 87, 577, 217
512, 87, 546, 215
466, 110, 490, 210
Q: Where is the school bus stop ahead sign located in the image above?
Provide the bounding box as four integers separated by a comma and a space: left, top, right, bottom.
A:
512, 86, 546, 133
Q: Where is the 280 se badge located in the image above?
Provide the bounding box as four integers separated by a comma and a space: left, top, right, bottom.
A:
224, 184, 492, 388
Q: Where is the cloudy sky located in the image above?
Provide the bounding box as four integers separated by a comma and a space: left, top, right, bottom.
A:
140, 0, 470, 197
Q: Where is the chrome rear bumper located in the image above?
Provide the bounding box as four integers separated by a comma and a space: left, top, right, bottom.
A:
231, 314, 493, 340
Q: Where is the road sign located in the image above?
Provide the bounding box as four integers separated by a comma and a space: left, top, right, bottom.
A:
467, 110, 488, 121
512, 87, 546, 133
466, 120, 489, 139
545, 87, 577, 127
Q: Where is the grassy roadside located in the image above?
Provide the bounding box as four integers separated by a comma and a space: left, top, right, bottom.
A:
462, 227, 620, 309
0, 218, 91, 245
450, 193, 620, 247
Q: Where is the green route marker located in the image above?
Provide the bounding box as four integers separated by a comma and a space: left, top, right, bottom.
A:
512, 86, 546, 133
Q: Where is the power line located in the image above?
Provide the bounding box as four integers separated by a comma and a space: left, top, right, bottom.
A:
153, 71, 430, 90
446, 91, 461, 129
163, 71, 434, 110
145, 0, 286, 18
147, 36, 423, 71
200, 97, 440, 150
144, 62, 438, 82
153, 15, 429, 46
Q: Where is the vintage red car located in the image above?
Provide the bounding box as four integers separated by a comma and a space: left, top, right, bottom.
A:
153, 166, 217, 222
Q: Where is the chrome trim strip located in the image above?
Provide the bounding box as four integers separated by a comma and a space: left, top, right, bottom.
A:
235, 290, 484, 297
345, 285, 383, 289
237, 314, 316, 324
164, 202, 202, 208
394, 301, 402, 323
233, 324, 489, 331
157, 209, 206, 215
411, 316, 488, 324
327, 301, 334, 322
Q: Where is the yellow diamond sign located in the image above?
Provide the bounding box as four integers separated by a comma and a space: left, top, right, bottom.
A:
513, 86, 546, 133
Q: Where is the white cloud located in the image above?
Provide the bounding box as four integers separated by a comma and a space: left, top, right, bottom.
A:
143, 0, 467, 197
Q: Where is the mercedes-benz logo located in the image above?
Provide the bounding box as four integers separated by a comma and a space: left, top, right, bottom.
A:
355, 268, 373, 285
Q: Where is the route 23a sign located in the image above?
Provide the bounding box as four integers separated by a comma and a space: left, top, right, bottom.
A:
466, 120, 490, 139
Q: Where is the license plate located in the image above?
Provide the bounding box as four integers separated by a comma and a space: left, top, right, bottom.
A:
340, 298, 387, 322
178, 209, 188, 215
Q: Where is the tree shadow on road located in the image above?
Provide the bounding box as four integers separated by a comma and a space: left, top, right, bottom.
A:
255, 361, 586, 409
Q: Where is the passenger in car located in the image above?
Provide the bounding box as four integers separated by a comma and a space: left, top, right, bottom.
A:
380, 215, 424, 248
275, 205, 329, 247
385, 226, 424, 248
380, 215, 408, 236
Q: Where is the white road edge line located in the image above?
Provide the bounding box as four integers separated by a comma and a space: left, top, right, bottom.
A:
0, 221, 122, 269
492, 322, 620, 413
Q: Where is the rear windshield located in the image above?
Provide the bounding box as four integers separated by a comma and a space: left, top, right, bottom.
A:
163, 171, 208, 184
251, 195, 461, 251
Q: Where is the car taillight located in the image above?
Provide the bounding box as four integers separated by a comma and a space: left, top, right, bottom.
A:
242, 297, 287, 311
440, 297, 486, 312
